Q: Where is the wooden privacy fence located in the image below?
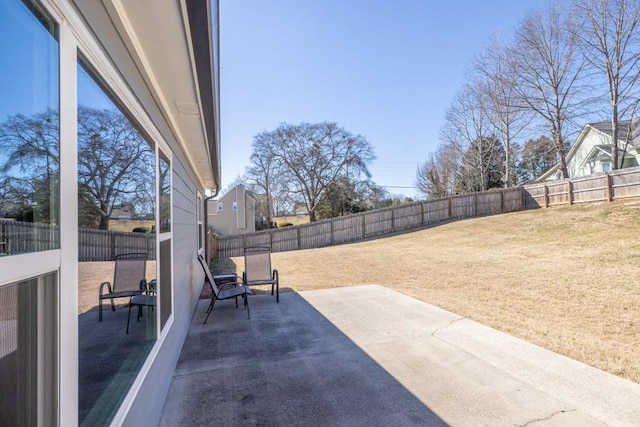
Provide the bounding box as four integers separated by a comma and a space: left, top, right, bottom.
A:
523, 166, 640, 207
212, 187, 526, 258
212, 166, 640, 259
78, 227, 155, 261
0, 220, 59, 255
0, 221, 155, 261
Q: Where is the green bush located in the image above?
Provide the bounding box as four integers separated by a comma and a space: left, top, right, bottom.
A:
278, 222, 294, 227
132, 227, 149, 233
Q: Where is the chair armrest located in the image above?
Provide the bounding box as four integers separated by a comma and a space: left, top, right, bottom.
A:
219, 281, 242, 291
272, 269, 279, 281
99, 281, 112, 297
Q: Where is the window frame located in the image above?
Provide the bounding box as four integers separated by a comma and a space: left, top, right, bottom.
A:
197, 191, 204, 253
0, 1, 64, 425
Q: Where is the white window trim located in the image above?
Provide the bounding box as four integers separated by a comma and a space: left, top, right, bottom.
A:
34, 0, 174, 424
197, 191, 204, 254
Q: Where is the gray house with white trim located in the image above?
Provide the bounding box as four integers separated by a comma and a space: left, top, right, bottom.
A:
0, 0, 221, 425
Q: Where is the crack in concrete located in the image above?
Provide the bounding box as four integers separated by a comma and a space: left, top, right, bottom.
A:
519, 409, 576, 426
430, 316, 465, 336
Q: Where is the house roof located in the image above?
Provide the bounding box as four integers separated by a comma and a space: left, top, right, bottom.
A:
579, 144, 635, 169
588, 119, 640, 147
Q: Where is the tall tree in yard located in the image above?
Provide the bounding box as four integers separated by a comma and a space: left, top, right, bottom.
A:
415, 142, 459, 199
574, 0, 640, 170
246, 132, 283, 228
517, 135, 557, 182
473, 35, 531, 187
455, 135, 505, 193
512, 2, 588, 179
440, 83, 496, 192
248, 122, 375, 222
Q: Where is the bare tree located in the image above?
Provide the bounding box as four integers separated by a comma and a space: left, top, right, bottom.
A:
512, 2, 588, 178
76, 106, 155, 229
440, 83, 499, 192
0, 109, 60, 222
574, 0, 640, 169
246, 131, 283, 227
473, 34, 532, 187
415, 142, 458, 198
248, 122, 375, 222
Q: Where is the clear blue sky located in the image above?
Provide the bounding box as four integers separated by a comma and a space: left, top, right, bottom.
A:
220, 0, 545, 198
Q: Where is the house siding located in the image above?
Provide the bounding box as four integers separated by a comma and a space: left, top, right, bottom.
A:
123, 155, 204, 426
567, 130, 605, 178
209, 185, 256, 236
0, 0, 219, 425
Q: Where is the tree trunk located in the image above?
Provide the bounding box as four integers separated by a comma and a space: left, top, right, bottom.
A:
611, 108, 619, 169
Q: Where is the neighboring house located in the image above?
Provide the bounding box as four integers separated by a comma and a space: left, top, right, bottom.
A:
209, 184, 257, 236
539, 119, 640, 181
0, 1, 221, 426
110, 206, 134, 220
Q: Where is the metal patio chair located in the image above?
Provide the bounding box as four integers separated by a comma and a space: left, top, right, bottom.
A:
99, 252, 147, 321
242, 246, 279, 303
198, 254, 251, 323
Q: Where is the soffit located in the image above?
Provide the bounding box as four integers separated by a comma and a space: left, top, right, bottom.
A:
107, 0, 218, 189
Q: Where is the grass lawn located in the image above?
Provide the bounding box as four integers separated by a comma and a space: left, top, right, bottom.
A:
215, 199, 640, 384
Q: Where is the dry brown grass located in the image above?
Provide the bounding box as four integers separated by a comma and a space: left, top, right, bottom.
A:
214, 200, 640, 383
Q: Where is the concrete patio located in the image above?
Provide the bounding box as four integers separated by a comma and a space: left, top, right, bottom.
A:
160, 285, 640, 426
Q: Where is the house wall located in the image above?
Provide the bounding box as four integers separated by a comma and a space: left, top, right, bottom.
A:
567, 130, 604, 178
209, 185, 256, 236
0, 0, 217, 425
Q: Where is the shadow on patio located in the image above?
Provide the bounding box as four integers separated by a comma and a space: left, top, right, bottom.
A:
160, 285, 640, 426
160, 289, 446, 426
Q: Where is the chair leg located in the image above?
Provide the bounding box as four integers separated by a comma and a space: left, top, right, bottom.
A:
203, 297, 216, 324
126, 302, 133, 334
245, 294, 250, 319
110, 297, 116, 311
99, 299, 103, 322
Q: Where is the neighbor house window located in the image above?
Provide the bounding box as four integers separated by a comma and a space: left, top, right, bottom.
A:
77, 57, 157, 426
0, 0, 60, 256
0, 272, 58, 426
602, 162, 611, 173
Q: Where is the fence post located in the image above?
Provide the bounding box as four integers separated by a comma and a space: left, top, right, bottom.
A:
568, 181, 574, 205
474, 193, 478, 216
543, 184, 549, 208
421, 202, 425, 226
297, 226, 301, 250
391, 207, 396, 232
330, 219, 335, 245
448, 197, 452, 219
110, 232, 116, 260
500, 189, 505, 213
362, 213, 366, 237
605, 174, 612, 201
